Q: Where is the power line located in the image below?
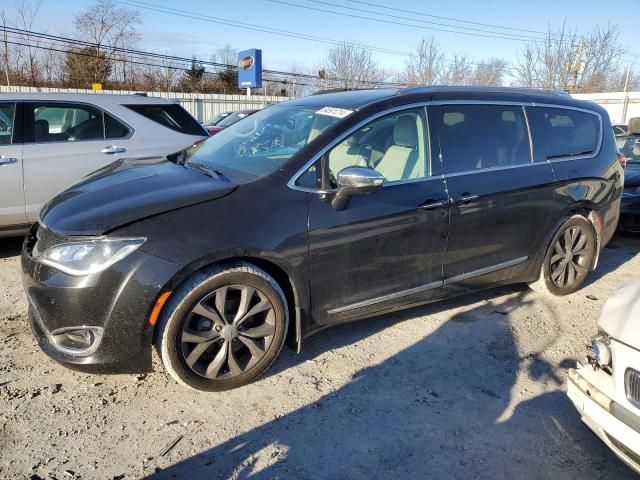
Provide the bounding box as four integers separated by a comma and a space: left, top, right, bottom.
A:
340, 0, 558, 37
279, 0, 550, 42
1, 26, 410, 89
114, 0, 500, 68
115, 0, 412, 57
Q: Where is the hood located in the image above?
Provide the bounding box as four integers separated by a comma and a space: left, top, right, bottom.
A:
40, 157, 237, 236
598, 276, 640, 350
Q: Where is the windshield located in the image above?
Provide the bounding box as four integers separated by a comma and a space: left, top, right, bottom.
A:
217, 111, 253, 128
184, 104, 349, 182
203, 113, 229, 126
621, 134, 640, 165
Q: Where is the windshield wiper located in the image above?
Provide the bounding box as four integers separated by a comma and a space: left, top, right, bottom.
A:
186, 161, 226, 180
546, 150, 592, 160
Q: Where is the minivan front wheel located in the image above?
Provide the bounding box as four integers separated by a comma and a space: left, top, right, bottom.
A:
530, 215, 597, 296
156, 264, 288, 391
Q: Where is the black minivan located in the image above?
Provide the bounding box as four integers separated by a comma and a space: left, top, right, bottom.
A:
22, 87, 622, 391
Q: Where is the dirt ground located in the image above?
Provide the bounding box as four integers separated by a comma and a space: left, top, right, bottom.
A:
0, 233, 639, 480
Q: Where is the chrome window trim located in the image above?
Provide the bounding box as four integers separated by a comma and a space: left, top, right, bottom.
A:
329, 255, 529, 315
24, 99, 135, 144
288, 100, 604, 193
522, 105, 535, 162
441, 162, 546, 179
530, 103, 604, 163
431, 100, 533, 107
287, 102, 432, 192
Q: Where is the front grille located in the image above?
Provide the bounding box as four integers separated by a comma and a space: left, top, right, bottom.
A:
625, 368, 640, 409
34, 224, 68, 256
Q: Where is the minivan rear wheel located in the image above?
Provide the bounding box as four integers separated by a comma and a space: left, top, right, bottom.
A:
530, 215, 596, 296
155, 263, 288, 391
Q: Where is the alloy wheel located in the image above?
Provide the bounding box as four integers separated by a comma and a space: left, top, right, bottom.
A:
549, 225, 591, 289
180, 285, 276, 380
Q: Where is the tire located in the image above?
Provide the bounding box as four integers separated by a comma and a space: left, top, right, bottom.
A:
155, 263, 288, 391
529, 215, 597, 296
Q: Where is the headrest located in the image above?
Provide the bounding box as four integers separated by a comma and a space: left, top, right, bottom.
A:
629, 117, 640, 135
34, 119, 49, 142
393, 115, 418, 148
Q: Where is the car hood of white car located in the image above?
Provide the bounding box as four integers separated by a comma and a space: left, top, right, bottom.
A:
598, 276, 640, 350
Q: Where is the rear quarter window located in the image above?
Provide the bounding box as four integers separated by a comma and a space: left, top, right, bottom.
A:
125, 103, 206, 136
530, 107, 601, 161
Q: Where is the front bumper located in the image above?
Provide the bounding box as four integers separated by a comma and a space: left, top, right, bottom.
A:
21, 235, 182, 373
568, 366, 640, 474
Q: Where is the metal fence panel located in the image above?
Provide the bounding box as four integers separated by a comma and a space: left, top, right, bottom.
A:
0, 86, 292, 121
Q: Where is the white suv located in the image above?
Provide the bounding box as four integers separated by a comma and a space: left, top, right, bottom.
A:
0, 93, 208, 236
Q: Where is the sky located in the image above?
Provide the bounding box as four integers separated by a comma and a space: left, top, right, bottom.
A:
8, 0, 640, 77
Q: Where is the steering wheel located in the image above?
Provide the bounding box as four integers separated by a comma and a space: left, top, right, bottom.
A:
235, 116, 261, 138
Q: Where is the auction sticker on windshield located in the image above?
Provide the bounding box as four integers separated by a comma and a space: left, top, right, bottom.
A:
317, 107, 353, 119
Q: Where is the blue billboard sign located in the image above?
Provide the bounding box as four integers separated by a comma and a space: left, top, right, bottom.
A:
237, 49, 262, 89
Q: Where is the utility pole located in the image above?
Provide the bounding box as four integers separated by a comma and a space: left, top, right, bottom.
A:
570, 40, 585, 93
1, 13, 10, 87
622, 66, 631, 124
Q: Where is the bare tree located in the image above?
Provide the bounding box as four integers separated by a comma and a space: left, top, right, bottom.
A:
143, 54, 181, 91
212, 44, 238, 67
321, 41, 388, 90
471, 58, 508, 86
73, 0, 141, 84
399, 37, 445, 86
609, 67, 640, 92
441, 54, 473, 85
514, 22, 624, 93
14, 0, 43, 86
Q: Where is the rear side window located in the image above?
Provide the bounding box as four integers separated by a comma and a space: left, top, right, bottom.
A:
439, 104, 531, 174
125, 104, 205, 136
33, 103, 103, 142
26, 103, 130, 143
0, 103, 15, 145
531, 107, 600, 160
105, 113, 129, 139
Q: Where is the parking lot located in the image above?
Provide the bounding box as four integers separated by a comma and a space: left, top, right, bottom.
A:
0, 232, 636, 479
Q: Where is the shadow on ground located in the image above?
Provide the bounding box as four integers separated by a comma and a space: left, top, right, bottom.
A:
150, 288, 634, 479
0, 236, 23, 260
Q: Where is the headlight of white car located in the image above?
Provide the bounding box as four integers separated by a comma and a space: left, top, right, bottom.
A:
38, 238, 146, 276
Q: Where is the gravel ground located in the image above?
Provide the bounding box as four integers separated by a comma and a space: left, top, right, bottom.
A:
0, 233, 639, 480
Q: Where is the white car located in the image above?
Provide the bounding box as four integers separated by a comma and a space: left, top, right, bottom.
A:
0, 93, 208, 237
568, 277, 640, 474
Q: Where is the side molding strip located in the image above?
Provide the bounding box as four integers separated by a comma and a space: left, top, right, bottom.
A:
328, 280, 443, 315
328, 256, 529, 315
443, 256, 529, 285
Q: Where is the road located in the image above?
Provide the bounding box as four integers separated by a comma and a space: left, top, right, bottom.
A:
0, 233, 638, 479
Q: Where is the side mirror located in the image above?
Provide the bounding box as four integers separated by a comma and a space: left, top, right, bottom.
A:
331, 166, 384, 210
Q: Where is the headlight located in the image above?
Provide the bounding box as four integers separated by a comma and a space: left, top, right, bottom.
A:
38, 238, 145, 276
592, 338, 612, 368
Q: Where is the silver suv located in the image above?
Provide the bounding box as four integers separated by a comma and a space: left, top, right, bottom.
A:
0, 93, 208, 236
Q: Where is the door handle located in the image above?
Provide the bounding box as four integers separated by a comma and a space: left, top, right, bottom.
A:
101, 146, 126, 154
419, 198, 450, 210
0, 156, 18, 166
456, 193, 479, 205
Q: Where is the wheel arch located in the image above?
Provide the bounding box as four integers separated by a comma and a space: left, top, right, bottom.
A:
565, 203, 603, 269
150, 253, 304, 353
532, 206, 600, 284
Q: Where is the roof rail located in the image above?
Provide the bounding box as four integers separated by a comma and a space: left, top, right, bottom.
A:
399, 85, 571, 97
